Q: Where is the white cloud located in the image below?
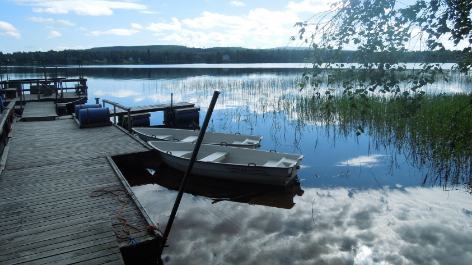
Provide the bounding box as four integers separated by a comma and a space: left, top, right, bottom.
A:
27, 17, 54, 23
141, 10, 159, 14
22, 0, 147, 16
27, 17, 75, 26
3, 31, 22, 38
131, 23, 143, 29
182, 11, 249, 30
159, 29, 245, 47
0, 21, 19, 32
230, 1, 246, 6
286, 0, 331, 13
336, 154, 387, 167
0, 21, 21, 38
175, 9, 299, 46
146, 18, 182, 32
47, 30, 62, 38
140, 6, 301, 48
56, 19, 76, 26
88, 28, 139, 36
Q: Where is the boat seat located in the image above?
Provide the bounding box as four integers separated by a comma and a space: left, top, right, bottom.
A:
264, 157, 287, 167
152, 135, 173, 140
199, 152, 228, 162
180, 136, 198, 143
233, 139, 254, 145
169, 151, 193, 158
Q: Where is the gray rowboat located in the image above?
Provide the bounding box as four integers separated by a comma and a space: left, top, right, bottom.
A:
134, 127, 263, 149
148, 141, 304, 186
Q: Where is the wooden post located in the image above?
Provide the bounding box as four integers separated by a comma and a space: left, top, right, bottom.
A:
158, 91, 220, 260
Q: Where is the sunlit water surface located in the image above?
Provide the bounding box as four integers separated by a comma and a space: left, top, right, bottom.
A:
6, 65, 472, 265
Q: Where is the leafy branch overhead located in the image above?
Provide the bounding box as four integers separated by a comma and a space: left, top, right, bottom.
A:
293, 0, 471, 103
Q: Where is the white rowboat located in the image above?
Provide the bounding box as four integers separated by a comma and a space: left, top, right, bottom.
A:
148, 141, 304, 186
133, 127, 263, 149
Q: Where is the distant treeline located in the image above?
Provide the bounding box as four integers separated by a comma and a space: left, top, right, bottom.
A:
0, 45, 463, 65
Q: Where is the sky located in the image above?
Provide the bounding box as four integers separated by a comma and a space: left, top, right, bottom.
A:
0, 0, 333, 53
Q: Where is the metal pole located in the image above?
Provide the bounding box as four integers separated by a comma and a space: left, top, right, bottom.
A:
158, 91, 220, 258
37, 81, 40, 100
20, 83, 24, 112
114, 106, 116, 125
127, 108, 131, 132
43, 60, 47, 82
54, 80, 58, 102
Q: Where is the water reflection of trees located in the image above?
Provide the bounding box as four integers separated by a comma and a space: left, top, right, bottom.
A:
5, 67, 303, 80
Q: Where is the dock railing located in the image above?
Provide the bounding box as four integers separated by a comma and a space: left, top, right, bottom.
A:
0, 100, 15, 173
0, 78, 87, 103
102, 99, 132, 133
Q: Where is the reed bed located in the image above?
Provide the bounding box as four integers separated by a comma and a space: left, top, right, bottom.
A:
296, 93, 472, 187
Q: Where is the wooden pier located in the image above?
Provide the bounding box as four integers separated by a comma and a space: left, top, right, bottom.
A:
104, 101, 196, 116
0, 101, 162, 264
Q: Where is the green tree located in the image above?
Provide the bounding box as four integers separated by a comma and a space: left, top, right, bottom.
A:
294, 0, 471, 99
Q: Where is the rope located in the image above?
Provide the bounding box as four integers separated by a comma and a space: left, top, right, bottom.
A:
89, 189, 163, 243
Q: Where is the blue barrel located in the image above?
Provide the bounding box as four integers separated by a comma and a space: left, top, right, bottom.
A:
75, 104, 102, 117
79, 108, 110, 124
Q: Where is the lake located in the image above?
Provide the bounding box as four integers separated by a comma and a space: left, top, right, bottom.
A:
5, 64, 472, 265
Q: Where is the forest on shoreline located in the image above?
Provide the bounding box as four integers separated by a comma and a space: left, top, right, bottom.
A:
0, 45, 463, 65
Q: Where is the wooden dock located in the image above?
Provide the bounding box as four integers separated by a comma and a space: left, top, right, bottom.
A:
21, 102, 58, 121
0, 104, 162, 264
105, 102, 196, 116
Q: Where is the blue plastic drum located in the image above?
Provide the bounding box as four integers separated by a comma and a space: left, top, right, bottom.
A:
78, 108, 110, 124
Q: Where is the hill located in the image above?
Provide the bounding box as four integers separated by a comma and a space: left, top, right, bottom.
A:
86, 45, 248, 54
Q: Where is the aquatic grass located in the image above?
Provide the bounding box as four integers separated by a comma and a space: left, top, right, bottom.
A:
296, 92, 472, 188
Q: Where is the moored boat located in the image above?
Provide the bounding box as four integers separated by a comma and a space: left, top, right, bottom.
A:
133, 127, 263, 148
148, 141, 304, 186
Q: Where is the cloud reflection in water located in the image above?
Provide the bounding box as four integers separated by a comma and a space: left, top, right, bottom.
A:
336, 154, 387, 167
132, 184, 472, 265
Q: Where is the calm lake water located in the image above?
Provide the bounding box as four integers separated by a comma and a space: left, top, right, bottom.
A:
6, 64, 472, 265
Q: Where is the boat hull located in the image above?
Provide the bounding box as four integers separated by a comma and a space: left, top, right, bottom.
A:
148, 141, 304, 186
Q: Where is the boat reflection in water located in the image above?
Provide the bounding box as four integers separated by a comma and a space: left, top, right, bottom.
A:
126, 163, 304, 210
